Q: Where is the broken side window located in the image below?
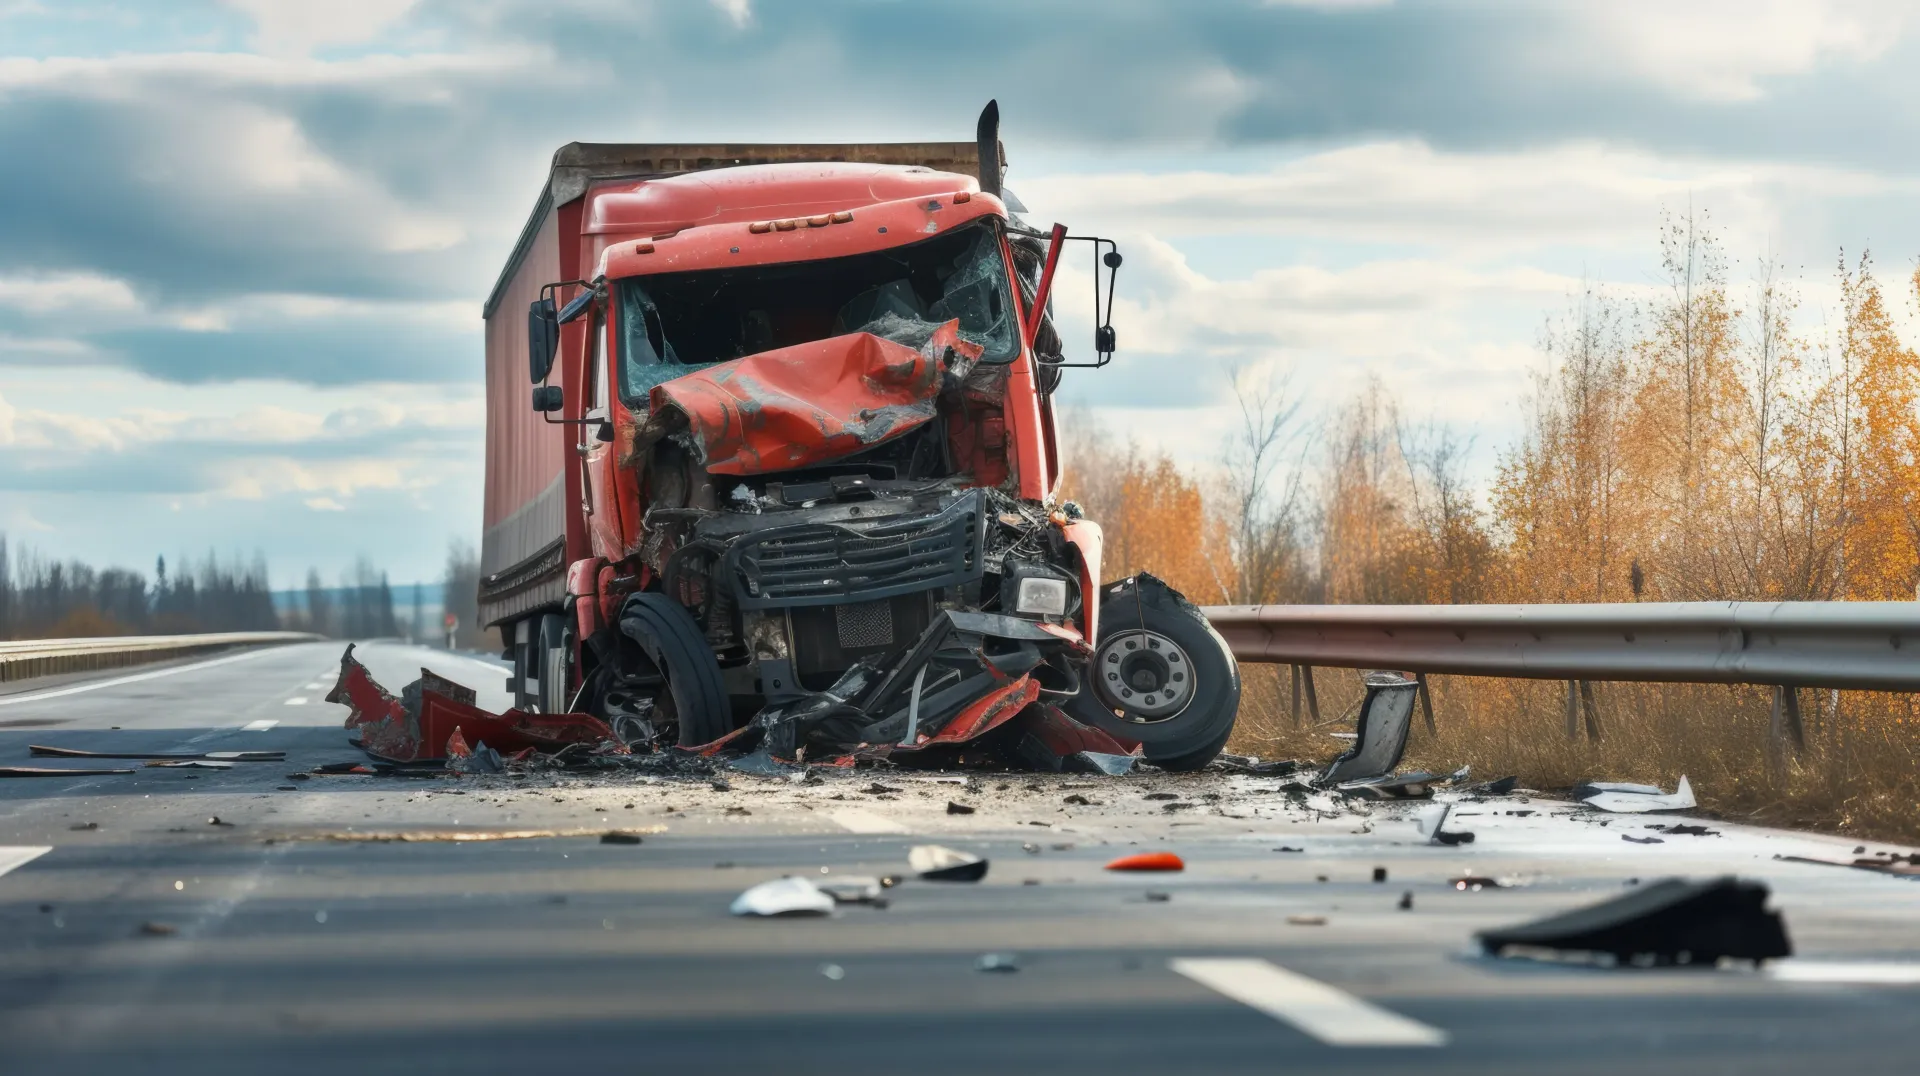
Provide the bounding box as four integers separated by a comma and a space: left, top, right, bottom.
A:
617, 280, 723, 401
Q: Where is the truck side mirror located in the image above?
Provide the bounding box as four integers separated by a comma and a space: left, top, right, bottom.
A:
528, 297, 559, 384
1094, 325, 1116, 354
532, 385, 563, 412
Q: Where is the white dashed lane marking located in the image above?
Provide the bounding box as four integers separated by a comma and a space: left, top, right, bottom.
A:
0, 847, 53, 880
828, 809, 910, 835
1170, 958, 1447, 1048
1770, 962, 1920, 984
243, 719, 279, 731
284, 698, 308, 706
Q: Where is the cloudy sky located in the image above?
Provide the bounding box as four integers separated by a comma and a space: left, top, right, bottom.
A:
4, 0, 1919, 587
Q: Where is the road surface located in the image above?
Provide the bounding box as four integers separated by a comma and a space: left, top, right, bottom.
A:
1, 639, 1917, 1075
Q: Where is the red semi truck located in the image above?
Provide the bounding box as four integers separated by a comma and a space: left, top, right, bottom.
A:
477, 104, 1240, 769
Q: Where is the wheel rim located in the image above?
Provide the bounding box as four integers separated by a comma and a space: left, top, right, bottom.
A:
1091, 629, 1194, 722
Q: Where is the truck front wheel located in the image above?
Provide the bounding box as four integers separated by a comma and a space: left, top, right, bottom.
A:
1063, 574, 1240, 771
617, 593, 732, 748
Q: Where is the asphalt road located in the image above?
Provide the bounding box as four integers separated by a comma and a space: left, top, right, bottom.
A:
2, 639, 1918, 1075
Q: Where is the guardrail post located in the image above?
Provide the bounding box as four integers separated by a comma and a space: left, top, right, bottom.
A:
1300, 665, 1320, 724
1580, 680, 1601, 741
1565, 680, 1579, 740
1414, 672, 1436, 735
1770, 685, 1806, 753
1290, 665, 1303, 727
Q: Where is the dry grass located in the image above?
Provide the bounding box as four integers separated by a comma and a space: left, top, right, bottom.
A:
1226, 664, 1920, 846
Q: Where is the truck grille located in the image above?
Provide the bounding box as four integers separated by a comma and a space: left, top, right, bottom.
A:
728, 490, 985, 609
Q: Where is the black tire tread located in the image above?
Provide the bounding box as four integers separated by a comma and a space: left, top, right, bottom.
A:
619, 593, 730, 746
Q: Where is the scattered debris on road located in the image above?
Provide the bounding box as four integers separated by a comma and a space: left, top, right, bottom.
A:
139, 921, 178, 937
0, 766, 136, 777
1576, 776, 1696, 814
1451, 876, 1509, 890
1774, 853, 1920, 877
731, 877, 835, 917
1105, 851, 1184, 872
265, 825, 667, 844
1478, 876, 1791, 967
975, 953, 1021, 973
818, 876, 887, 905
1622, 835, 1665, 844
1286, 914, 1328, 926
29, 745, 285, 761
1319, 673, 1418, 784
1414, 803, 1475, 846
910, 844, 989, 881
946, 801, 975, 815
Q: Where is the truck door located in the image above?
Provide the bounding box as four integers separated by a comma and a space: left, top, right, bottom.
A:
579, 307, 621, 560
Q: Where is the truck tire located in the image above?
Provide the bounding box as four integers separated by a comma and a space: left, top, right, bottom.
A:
1063, 574, 1241, 771
536, 613, 571, 714
618, 593, 731, 747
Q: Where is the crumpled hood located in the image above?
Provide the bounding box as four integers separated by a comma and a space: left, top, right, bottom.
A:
642, 319, 983, 475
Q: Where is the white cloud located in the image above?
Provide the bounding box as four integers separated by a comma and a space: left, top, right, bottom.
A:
0, 271, 140, 314
1572, 0, 1909, 102
1019, 140, 1915, 254
223, 0, 422, 57
709, 0, 752, 30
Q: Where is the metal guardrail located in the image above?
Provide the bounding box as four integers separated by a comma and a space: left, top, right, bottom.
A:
0, 632, 321, 684
1202, 602, 1920, 749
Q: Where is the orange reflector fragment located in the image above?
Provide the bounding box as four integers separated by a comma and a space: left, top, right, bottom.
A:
1105, 852, 1184, 872
775, 219, 798, 231
830, 210, 853, 223
954, 190, 972, 203
807, 215, 831, 227
634, 242, 655, 254
748, 221, 772, 234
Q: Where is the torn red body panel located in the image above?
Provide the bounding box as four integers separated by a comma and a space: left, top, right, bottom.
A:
647, 322, 983, 475
899, 675, 1040, 750
328, 645, 621, 763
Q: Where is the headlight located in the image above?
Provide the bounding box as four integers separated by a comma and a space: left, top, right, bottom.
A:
1014, 576, 1070, 617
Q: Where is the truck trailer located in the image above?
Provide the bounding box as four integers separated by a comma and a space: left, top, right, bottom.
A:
476, 103, 1240, 769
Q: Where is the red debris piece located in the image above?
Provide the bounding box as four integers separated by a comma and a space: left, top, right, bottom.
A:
329, 644, 622, 763
445, 726, 472, 759
1105, 852, 1185, 873
897, 676, 1040, 750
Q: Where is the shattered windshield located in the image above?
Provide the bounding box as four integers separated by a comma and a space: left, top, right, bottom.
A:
616, 220, 1018, 403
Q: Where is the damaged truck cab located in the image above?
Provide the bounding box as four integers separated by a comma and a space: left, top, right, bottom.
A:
479, 104, 1241, 770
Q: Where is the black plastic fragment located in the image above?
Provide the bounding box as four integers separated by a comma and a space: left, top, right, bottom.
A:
1477, 876, 1791, 966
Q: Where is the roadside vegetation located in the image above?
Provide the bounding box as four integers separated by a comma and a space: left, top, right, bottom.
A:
1066, 213, 1920, 843
0, 540, 463, 646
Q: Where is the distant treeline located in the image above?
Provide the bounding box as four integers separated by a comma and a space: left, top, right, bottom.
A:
0, 537, 278, 639
0, 534, 484, 644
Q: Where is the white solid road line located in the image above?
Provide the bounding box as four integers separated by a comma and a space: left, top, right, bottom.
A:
284, 697, 308, 706
243, 719, 279, 731
0, 646, 289, 707
828, 809, 910, 834
0, 847, 53, 879
1170, 958, 1448, 1048
1769, 961, 1920, 984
